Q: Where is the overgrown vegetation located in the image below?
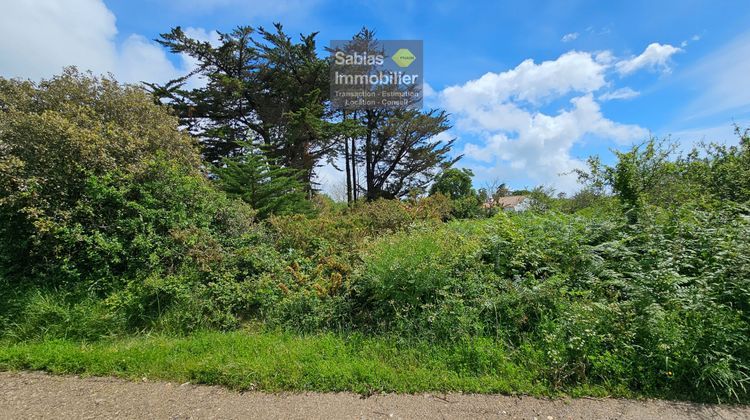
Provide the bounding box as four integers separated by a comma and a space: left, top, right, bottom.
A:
2, 67, 749, 403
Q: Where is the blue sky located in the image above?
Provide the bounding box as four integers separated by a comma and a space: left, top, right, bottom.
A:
2, 0, 750, 194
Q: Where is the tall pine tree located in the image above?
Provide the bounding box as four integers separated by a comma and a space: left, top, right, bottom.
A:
214, 145, 314, 218
148, 24, 338, 193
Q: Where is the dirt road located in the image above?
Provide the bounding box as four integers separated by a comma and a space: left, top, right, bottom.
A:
1, 372, 748, 419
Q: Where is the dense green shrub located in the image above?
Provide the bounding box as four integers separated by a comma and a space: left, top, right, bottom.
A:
268, 195, 452, 263
0, 70, 291, 336
450, 195, 483, 219
0, 69, 201, 282
352, 224, 489, 340
332, 207, 750, 401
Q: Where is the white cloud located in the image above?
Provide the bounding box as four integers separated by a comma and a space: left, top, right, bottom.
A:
422, 82, 437, 98
458, 95, 646, 192
441, 51, 608, 109
117, 35, 183, 84
182, 27, 222, 46
561, 32, 579, 42
616, 43, 682, 75
681, 30, 750, 120
314, 158, 347, 200
0, 0, 117, 80
661, 121, 747, 150
599, 87, 640, 101
594, 50, 616, 65
681, 34, 702, 48
431, 130, 456, 145
439, 52, 647, 192
0, 0, 211, 86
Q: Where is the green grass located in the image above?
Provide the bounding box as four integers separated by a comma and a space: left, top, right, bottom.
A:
0, 330, 612, 397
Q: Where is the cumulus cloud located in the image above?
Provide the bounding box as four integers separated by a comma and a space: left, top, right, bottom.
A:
599, 87, 640, 101
117, 35, 182, 84
561, 32, 579, 42
441, 51, 608, 109
440, 52, 647, 192
456, 95, 646, 192
616, 42, 682, 75
0, 0, 117, 80
0, 0, 212, 86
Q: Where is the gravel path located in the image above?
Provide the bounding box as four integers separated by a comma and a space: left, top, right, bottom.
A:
1, 372, 748, 419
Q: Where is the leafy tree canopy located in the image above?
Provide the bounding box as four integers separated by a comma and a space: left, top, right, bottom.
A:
430, 168, 475, 200
149, 24, 339, 192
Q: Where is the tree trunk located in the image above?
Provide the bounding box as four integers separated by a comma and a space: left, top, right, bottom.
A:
344, 112, 352, 204
365, 111, 375, 200
351, 136, 358, 201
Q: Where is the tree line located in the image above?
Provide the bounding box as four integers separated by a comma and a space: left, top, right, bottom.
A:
148, 25, 456, 207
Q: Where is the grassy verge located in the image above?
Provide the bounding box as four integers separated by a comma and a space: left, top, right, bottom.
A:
0, 331, 618, 397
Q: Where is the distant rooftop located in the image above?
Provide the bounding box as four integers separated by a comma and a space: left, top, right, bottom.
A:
494, 195, 527, 208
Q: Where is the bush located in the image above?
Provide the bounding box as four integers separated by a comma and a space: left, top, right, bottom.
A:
351, 223, 490, 340
0, 69, 202, 283
336, 207, 750, 401
0, 69, 289, 337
